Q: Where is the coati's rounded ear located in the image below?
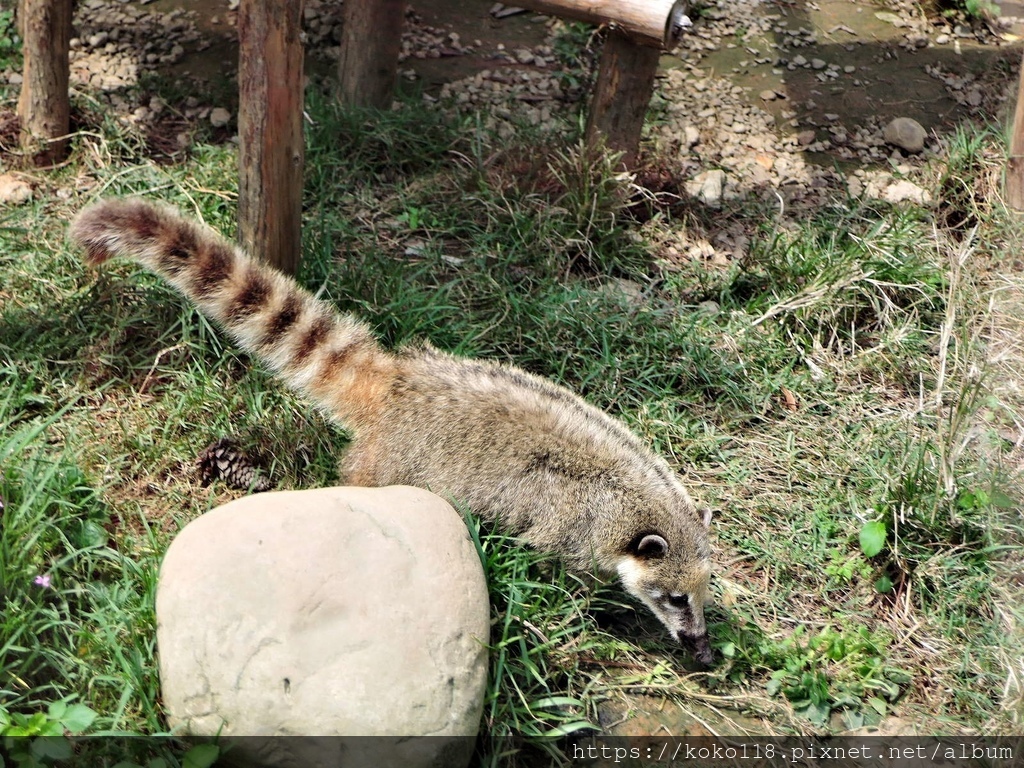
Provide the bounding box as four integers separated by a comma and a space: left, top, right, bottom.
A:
699, 507, 714, 528
633, 533, 668, 558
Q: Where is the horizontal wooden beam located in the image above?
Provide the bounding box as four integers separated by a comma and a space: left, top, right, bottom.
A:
509, 0, 691, 48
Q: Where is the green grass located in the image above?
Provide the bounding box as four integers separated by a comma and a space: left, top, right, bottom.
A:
0, 62, 1022, 766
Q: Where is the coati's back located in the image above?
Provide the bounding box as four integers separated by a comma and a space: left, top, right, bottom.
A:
70, 198, 714, 665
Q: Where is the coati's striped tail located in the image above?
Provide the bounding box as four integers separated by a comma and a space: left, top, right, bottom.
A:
70, 198, 396, 427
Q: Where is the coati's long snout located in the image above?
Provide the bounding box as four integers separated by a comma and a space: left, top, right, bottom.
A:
71, 197, 717, 665
681, 632, 715, 667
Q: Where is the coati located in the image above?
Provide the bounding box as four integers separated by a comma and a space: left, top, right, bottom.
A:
70, 197, 715, 666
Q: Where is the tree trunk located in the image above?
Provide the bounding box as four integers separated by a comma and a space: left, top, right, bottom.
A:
585, 29, 662, 169
17, 0, 72, 166
237, 0, 305, 275
336, 0, 404, 109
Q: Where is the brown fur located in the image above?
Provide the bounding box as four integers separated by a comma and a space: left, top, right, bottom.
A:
70, 197, 715, 664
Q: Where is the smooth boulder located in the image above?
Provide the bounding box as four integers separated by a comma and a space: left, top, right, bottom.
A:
156, 485, 490, 768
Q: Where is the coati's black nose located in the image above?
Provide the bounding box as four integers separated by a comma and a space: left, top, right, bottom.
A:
679, 632, 715, 667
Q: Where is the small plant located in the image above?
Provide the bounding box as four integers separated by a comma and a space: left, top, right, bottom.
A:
0, 700, 96, 767
960, 0, 999, 19
764, 626, 911, 727
717, 622, 910, 727
0, 9, 20, 71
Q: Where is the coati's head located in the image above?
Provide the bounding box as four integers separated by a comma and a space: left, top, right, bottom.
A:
614, 504, 714, 666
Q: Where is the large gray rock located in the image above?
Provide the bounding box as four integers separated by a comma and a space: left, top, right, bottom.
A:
157, 485, 489, 768
882, 117, 927, 154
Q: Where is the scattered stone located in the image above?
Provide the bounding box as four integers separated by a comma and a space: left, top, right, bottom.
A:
797, 129, 817, 146
598, 278, 645, 304
882, 117, 927, 154
0, 175, 32, 206
759, 89, 778, 101
875, 11, 907, 27
490, 3, 528, 18
209, 107, 231, 127
686, 169, 726, 208
882, 179, 932, 205
157, 486, 488, 761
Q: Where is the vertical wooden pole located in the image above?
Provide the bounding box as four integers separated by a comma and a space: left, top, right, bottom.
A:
337, 0, 404, 109
584, 29, 662, 169
238, 0, 305, 275
17, 0, 72, 166
1005, 50, 1024, 210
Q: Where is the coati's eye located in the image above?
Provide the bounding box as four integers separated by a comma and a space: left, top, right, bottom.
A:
630, 533, 668, 559
667, 594, 690, 611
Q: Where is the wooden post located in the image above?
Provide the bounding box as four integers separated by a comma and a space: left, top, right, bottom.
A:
508, 0, 691, 47
237, 0, 305, 275
337, 0, 405, 109
1006, 49, 1024, 210
585, 29, 663, 169
16, 0, 72, 166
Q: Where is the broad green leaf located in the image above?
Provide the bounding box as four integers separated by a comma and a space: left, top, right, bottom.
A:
183, 744, 221, 768
859, 521, 886, 558
868, 696, 888, 716
58, 704, 97, 733
31, 738, 73, 760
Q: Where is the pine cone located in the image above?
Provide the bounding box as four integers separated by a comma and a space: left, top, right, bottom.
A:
196, 438, 274, 493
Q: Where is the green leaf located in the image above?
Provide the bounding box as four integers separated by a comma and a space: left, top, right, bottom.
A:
70, 520, 108, 549
875, 575, 894, 593
183, 744, 221, 768
989, 489, 1016, 509
57, 704, 97, 733
868, 696, 888, 716
720, 641, 736, 659
539, 720, 598, 738
31, 738, 73, 760
842, 710, 864, 730
799, 701, 831, 725
859, 521, 886, 558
